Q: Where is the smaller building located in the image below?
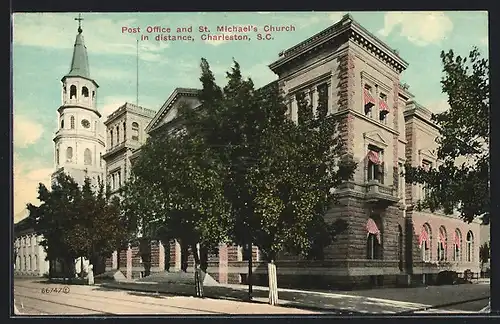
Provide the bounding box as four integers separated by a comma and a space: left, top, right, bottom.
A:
14, 211, 49, 277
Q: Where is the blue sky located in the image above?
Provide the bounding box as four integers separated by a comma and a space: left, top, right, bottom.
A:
12, 11, 488, 220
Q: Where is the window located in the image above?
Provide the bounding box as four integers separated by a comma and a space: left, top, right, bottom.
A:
70, 85, 77, 99
367, 146, 384, 184
99, 152, 102, 167
97, 175, 101, 184
437, 226, 447, 261
398, 225, 404, 271
66, 147, 73, 162
363, 84, 375, 117
92, 91, 95, 99
366, 217, 382, 259
81, 119, 90, 128
466, 231, 474, 262
132, 122, 139, 141
317, 83, 329, 116
420, 223, 432, 262
23, 255, 26, 271
27, 236, 31, 246
110, 130, 114, 147
116, 126, 120, 144
82, 86, 89, 97
16, 256, 20, 270
60, 119, 64, 129
118, 171, 121, 187
56, 148, 60, 165
398, 162, 404, 199
111, 174, 115, 190
453, 229, 462, 261
84, 148, 92, 165
379, 93, 389, 124
421, 160, 432, 199
33, 255, 38, 271
27, 255, 31, 270
70, 116, 75, 129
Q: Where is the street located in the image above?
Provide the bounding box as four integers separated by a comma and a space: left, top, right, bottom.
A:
13, 278, 490, 315
13, 278, 318, 315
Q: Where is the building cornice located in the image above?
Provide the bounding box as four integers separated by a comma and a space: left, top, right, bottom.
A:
104, 102, 157, 126
53, 132, 105, 147
57, 105, 102, 118
404, 101, 440, 131
145, 88, 200, 134
269, 14, 408, 75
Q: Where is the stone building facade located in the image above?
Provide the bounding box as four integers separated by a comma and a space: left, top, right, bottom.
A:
102, 14, 482, 288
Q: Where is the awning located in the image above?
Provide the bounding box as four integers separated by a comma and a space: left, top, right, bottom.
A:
379, 99, 389, 116
419, 228, 429, 247
364, 88, 376, 109
366, 218, 381, 244
439, 231, 447, 248
367, 150, 381, 165
453, 232, 461, 248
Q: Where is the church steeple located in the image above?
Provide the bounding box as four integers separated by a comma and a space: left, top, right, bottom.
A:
66, 14, 91, 79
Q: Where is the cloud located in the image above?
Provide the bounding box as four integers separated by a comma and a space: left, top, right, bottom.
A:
13, 114, 44, 148
13, 154, 53, 221
13, 13, 169, 62
378, 12, 453, 46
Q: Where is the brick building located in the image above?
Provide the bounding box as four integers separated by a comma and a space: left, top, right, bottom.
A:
103, 14, 482, 288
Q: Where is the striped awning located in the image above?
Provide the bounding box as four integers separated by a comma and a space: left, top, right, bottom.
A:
364, 88, 376, 108
367, 150, 381, 165
419, 228, 429, 247
453, 232, 461, 248
366, 218, 381, 244
379, 99, 389, 115
439, 231, 447, 247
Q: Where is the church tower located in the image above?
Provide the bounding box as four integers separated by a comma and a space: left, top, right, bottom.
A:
52, 15, 105, 186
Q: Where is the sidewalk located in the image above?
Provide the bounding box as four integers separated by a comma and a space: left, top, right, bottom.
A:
97, 280, 484, 314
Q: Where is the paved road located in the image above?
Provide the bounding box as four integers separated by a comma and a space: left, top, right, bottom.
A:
13, 279, 318, 315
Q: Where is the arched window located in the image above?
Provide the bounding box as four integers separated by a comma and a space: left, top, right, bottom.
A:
70, 116, 75, 129
453, 229, 462, 261
82, 86, 89, 97
66, 147, 73, 162
23, 255, 26, 271
56, 148, 60, 165
366, 217, 382, 260
92, 90, 95, 100
132, 122, 139, 141
437, 226, 447, 261
466, 231, 474, 262
33, 255, 37, 271
398, 225, 404, 271
27, 255, 31, 270
60, 118, 64, 129
84, 148, 92, 165
70, 85, 77, 99
420, 223, 432, 262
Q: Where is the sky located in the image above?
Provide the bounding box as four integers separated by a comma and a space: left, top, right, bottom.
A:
12, 11, 489, 222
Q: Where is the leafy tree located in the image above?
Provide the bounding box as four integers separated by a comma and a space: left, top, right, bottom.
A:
479, 242, 490, 268
182, 59, 355, 305
405, 47, 489, 224
127, 118, 232, 297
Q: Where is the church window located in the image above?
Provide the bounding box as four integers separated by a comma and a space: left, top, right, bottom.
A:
466, 231, 474, 262
82, 86, 89, 98
132, 122, 139, 141
66, 147, 73, 162
70, 116, 75, 129
84, 148, 92, 165
60, 118, 64, 129
70, 85, 77, 99
56, 148, 60, 165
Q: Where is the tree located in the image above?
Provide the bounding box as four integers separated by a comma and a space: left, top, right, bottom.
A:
127, 118, 232, 297
404, 47, 489, 224
479, 242, 490, 270
182, 59, 355, 305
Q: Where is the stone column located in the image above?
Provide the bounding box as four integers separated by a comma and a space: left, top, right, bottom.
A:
159, 241, 165, 270
126, 244, 132, 279
174, 240, 181, 270
219, 243, 228, 284
112, 251, 118, 269
310, 87, 317, 116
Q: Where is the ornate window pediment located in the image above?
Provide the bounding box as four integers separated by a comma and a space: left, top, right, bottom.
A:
363, 130, 388, 148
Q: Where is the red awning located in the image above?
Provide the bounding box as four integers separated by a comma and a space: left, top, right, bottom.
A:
367, 150, 380, 165
364, 88, 375, 108
379, 99, 389, 115
439, 231, 447, 247
419, 228, 429, 247
366, 218, 381, 244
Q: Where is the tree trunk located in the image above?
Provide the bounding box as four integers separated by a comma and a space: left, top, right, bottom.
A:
248, 243, 253, 301
267, 260, 278, 306
181, 242, 189, 272
192, 244, 204, 298
80, 257, 85, 278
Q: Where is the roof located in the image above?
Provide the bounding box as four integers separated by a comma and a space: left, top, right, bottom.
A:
63, 28, 96, 84
104, 102, 157, 126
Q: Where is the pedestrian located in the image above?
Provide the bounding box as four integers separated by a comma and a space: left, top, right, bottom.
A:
88, 264, 94, 285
